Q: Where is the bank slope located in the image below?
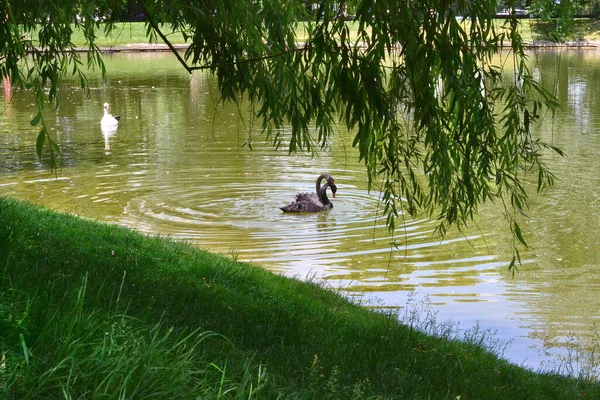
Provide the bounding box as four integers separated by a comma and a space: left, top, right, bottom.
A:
0, 197, 597, 399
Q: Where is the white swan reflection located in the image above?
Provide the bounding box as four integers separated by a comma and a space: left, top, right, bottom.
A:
101, 125, 117, 151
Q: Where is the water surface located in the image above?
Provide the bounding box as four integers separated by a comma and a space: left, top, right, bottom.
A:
1, 50, 600, 373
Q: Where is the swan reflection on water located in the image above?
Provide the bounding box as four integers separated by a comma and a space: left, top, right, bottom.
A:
101, 125, 117, 152
280, 174, 337, 213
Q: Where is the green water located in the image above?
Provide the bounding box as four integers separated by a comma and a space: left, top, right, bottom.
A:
1, 50, 599, 372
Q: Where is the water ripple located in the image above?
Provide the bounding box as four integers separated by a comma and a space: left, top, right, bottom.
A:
121, 181, 488, 283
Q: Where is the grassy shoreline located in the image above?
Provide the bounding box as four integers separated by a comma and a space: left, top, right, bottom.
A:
0, 197, 598, 398
45, 19, 600, 51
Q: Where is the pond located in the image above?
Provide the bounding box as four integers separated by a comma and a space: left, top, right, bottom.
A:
1, 50, 599, 373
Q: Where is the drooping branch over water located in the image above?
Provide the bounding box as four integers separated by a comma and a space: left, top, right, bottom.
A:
0, 0, 563, 267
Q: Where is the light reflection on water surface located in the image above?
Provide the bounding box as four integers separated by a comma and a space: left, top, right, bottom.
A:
1, 50, 600, 372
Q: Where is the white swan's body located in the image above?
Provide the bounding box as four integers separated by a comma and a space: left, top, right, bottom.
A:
101, 103, 120, 127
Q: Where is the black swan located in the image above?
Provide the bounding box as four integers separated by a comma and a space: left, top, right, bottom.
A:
280, 175, 337, 213
294, 173, 335, 204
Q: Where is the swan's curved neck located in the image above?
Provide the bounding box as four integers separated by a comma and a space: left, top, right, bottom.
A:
315, 173, 331, 194
319, 182, 332, 205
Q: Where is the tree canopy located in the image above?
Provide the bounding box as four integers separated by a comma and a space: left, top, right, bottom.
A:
0, 0, 564, 269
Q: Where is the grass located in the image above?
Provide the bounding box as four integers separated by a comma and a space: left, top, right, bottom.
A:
0, 196, 599, 398
69, 22, 189, 47
58, 19, 600, 49
506, 17, 600, 43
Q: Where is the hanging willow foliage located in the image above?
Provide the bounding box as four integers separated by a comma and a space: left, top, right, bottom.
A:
1, 0, 563, 269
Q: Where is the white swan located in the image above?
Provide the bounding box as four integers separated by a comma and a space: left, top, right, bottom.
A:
101, 103, 120, 127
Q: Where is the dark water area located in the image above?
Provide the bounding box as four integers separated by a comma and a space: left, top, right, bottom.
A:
2, 50, 600, 373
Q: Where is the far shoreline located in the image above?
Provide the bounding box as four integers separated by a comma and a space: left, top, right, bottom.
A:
89, 40, 600, 54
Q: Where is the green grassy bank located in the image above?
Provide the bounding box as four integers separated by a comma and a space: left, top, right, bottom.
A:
0, 197, 598, 399
65, 19, 600, 49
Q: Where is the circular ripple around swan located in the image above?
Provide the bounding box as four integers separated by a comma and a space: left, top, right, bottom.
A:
124, 182, 389, 238
121, 180, 488, 278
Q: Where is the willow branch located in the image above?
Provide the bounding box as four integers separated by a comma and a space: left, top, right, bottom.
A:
187, 46, 308, 71
143, 9, 193, 74
143, 7, 307, 73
